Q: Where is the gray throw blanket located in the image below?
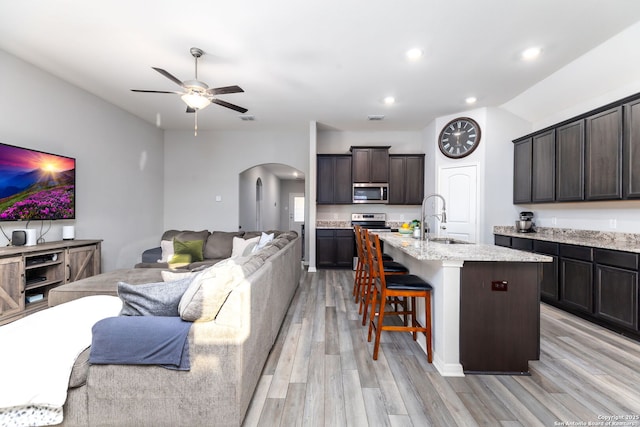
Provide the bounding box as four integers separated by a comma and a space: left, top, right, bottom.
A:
89, 316, 191, 370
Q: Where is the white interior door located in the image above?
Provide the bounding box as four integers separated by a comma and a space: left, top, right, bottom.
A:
288, 193, 305, 235
438, 165, 478, 243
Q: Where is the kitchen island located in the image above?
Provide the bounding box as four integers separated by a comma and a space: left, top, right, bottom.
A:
375, 232, 552, 377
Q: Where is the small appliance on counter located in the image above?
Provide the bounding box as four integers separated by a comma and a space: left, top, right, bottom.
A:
516, 211, 535, 233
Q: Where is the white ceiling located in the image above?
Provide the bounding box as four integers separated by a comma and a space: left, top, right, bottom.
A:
1, 0, 640, 132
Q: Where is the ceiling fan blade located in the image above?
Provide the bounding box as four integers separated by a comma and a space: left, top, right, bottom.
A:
208, 85, 244, 95
152, 67, 185, 88
186, 106, 196, 113
212, 99, 248, 113
131, 89, 183, 94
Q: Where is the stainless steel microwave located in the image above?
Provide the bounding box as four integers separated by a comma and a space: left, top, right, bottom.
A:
353, 183, 389, 204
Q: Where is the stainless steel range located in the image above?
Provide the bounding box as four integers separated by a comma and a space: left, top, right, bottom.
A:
350, 213, 390, 269
350, 213, 391, 231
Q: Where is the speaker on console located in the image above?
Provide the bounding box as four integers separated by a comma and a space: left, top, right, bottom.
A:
12, 229, 37, 246
12, 230, 26, 246
63, 225, 75, 240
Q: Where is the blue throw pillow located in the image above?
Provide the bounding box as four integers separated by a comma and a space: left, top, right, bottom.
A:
118, 277, 193, 316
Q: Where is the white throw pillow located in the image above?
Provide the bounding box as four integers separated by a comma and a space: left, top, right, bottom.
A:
252, 232, 274, 253
158, 239, 174, 263
231, 236, 260, 258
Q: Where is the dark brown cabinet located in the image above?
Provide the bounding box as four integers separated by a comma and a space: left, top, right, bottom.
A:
389, 154, 425, 205
351, 147, 389, 183
316, 229, 354, 268
494, 233, 640, 340
585, 106, 622, 200
532, 130, 556, 203
623, 98, 640, 198
513, 138, 532, 204
556, 120, 585, 201
512, 92, 640, 205
559, 244, 594, 314
317, 155, 352, 204
533, 240, 559, 301
594, 249, 638, 330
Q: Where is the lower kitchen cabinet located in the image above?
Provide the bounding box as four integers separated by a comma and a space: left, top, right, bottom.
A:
316, 229, 354, 268
594, 248, 638, 330
494, 233, 640, 341
534, 240, 559, 301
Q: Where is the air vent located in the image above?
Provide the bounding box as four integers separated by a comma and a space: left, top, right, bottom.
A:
367, 115, 385, 121
239, 115, 255, 121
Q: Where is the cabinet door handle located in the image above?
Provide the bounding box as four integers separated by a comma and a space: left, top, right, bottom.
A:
66, 265, 71, 282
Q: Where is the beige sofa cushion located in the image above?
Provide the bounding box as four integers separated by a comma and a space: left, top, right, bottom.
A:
178, 262, 245, 322
204, 231, 244, 259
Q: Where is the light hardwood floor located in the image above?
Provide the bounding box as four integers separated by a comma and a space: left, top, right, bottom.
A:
244, 268, 640, 427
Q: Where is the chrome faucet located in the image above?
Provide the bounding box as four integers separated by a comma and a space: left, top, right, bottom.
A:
420, 193, 447, 241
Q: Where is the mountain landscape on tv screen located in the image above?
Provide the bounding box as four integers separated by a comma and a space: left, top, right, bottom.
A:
0, 144, 75, 221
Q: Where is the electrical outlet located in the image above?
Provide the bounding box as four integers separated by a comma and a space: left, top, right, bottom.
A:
491, 281, 508, 292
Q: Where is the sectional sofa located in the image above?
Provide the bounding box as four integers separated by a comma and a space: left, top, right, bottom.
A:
46, 230, 302, 426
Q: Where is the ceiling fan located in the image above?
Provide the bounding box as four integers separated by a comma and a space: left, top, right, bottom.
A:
131, 47, 247, 134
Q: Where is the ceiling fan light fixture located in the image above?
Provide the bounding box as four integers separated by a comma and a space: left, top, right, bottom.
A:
181, 92, 211, 110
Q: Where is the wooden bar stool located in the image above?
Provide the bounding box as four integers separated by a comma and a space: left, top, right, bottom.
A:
358, 228, 409, 326
352, 226, 394, 303
366, 232, 433, 362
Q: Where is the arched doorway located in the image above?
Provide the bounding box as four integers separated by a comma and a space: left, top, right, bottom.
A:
238, 163, 305, 236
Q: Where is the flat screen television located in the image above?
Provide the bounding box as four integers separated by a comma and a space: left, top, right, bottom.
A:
0, 142, 75, 221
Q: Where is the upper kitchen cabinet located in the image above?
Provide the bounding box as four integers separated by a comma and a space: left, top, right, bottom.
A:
585, 106, 622, 200
351, 146, 390, 183
512, 91, 640, 205
531, 130, 556, 203
317, 154, 352, 204
623, 98, 640, 199
389, 154, 425, 205
513, 138, 532, 204
556, 120, 585, 202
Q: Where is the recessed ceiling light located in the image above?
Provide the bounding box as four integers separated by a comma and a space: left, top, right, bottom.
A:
406, 48, 423, 61
384, 96, 395, 105
521, 46, 542, 61
465, 96, 477, 104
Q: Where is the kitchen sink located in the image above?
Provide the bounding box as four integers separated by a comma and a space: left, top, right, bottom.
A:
428, 237, 471, 244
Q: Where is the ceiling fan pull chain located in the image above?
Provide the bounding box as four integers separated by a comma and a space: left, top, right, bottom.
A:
194, 110, 198, 136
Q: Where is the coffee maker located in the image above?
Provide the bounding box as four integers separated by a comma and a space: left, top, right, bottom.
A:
516, 211, 535, 233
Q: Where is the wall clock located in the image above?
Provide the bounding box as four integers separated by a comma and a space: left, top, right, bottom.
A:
438, 117, 481, 159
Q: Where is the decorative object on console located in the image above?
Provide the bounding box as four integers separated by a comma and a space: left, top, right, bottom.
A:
438, 117, 481, 159
12, 228, 37, 246
62, 225, 75, 240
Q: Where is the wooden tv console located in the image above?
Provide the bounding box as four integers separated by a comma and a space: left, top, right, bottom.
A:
0, 239, 101, 325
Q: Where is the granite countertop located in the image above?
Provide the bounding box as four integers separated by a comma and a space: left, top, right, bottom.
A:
494, 226, 640, 254
316, 220, 352, 229
376, 232, 552, 263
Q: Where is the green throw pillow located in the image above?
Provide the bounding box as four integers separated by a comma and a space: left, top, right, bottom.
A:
173, 239, 204, 262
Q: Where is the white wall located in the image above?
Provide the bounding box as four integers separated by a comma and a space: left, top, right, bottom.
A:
0, 49, 165, 272
163, 130, 309, 232
501, 21, 640, 234
238, 165, 281, 231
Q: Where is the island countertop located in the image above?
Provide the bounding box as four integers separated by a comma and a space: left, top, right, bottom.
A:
376, 232, 552, 263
